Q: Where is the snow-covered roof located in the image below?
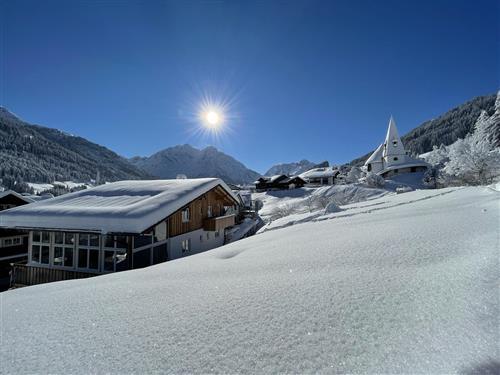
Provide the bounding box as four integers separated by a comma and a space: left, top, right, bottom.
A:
300, 167, 338, 179
376, 160, 429, 174
0, 190, 34, 203
269, 174, 287, 183
365, 143, 384, 165
0, 178, 238, 234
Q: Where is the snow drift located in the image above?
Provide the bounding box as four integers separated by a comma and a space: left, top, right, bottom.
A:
0, 187, 498, 374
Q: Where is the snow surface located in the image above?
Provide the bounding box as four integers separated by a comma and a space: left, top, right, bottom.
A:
27, 181, 90, 194
254, 184, 390, 224
0, 178, 237, 234
1, 187, 498, 373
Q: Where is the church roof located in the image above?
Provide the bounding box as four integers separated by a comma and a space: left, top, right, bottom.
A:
365, 143, 384, 165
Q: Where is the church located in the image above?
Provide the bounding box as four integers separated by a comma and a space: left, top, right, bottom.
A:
365, 117, 429, 178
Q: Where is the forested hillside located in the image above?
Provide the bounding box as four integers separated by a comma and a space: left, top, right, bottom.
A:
0, 107, 149, 191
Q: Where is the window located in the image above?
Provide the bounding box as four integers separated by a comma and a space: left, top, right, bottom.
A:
32, 231, 41, 242
41, 232, 50, 243
207, 205, 212, 218
77, 233, 100, 270
54, 247, 64, 266
215, 230, 220, 238
154, 222, 167, 242
31, 245, 41, 263
182, 207, 190, 223
31, 232, 51, 264
41, 246, 50, 264
65, 233, 75, 245
181, 239, 191, 253
393, 157, 398, 161
54, 232, 64, 244
393, 140, 398, 147
367, 164, 372, 172
206, 232, 210, 240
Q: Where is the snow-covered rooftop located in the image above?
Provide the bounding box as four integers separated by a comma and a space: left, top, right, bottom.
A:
0, 190, 34, 203
300, 167, 339, 179
0, 178, 238, 234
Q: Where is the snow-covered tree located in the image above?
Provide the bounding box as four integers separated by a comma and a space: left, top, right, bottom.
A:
443, 105, 500, 185
346, 166, 364, 183
364, 172, 385, 188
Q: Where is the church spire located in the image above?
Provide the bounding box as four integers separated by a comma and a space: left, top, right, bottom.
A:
383, 116, 405, 157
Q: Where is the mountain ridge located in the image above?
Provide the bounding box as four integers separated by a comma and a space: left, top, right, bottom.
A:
130, 144, 261, 184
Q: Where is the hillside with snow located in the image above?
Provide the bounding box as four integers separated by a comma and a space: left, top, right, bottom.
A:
264, 159, 317, 176
1, 186, 498, 374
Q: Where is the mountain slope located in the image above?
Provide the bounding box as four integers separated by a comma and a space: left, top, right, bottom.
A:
130, 145, 261, 184
264, 159, 316, 176
0, 107, 150, 189
349, 93, 498, 166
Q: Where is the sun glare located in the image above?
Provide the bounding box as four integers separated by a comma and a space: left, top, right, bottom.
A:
205, 110, 221, 127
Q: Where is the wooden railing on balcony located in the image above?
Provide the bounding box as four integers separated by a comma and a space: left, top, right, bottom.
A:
203, 214, 235, 232
10, 263, 97, 287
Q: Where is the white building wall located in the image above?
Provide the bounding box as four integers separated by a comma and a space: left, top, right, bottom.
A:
168, 228, 225, 261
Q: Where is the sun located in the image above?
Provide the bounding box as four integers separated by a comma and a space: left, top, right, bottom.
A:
205, 110, 221, 127
200, 106, 225, 130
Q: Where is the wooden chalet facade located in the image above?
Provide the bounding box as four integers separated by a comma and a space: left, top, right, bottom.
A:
0, 191, 34, 290
0, 179, 240, 287
255, 175, 306, 191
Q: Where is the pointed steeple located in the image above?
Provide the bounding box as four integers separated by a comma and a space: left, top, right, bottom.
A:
383, 116, 406, 158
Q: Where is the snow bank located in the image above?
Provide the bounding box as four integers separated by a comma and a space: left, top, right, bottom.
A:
1, 187, 498, 373
254, 184, 389, 223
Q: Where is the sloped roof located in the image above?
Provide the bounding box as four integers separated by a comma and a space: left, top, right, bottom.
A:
0, 190, 34, 203
0, 178, 238, 234
365, 143, 385, 165
300, 167, 339, 179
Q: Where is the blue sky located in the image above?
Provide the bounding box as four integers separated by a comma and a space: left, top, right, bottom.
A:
1, 0, 498, 173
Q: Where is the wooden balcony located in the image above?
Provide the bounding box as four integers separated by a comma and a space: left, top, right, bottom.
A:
203, 214, 235, 232
10, 263, 97, 288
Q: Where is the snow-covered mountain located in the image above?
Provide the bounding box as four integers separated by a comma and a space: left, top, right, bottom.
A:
264, 159, 317, 176
2, 186, 498, 373
130, 144, 261, 185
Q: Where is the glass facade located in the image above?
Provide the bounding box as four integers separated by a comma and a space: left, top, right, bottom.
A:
29, 222, 169, 274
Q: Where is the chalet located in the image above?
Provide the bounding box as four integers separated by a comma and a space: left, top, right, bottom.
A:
365, 117, 429, 178
0, 191, 34, 263
300, 167, 340, 185
0, 191, 34, 290
0, 178, 240, 287
254, 175, 306, 191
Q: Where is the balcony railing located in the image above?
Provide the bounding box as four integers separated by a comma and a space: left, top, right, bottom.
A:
203, 214, 235, 232
10, 263, 97, 287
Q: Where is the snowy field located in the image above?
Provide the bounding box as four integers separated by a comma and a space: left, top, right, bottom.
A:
27, 181, 90, 194
1, 186, 499, 374
254, 184, 390, 223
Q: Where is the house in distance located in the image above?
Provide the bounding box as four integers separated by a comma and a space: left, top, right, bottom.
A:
254, 175, 306, 191
0, 178, 240, 287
